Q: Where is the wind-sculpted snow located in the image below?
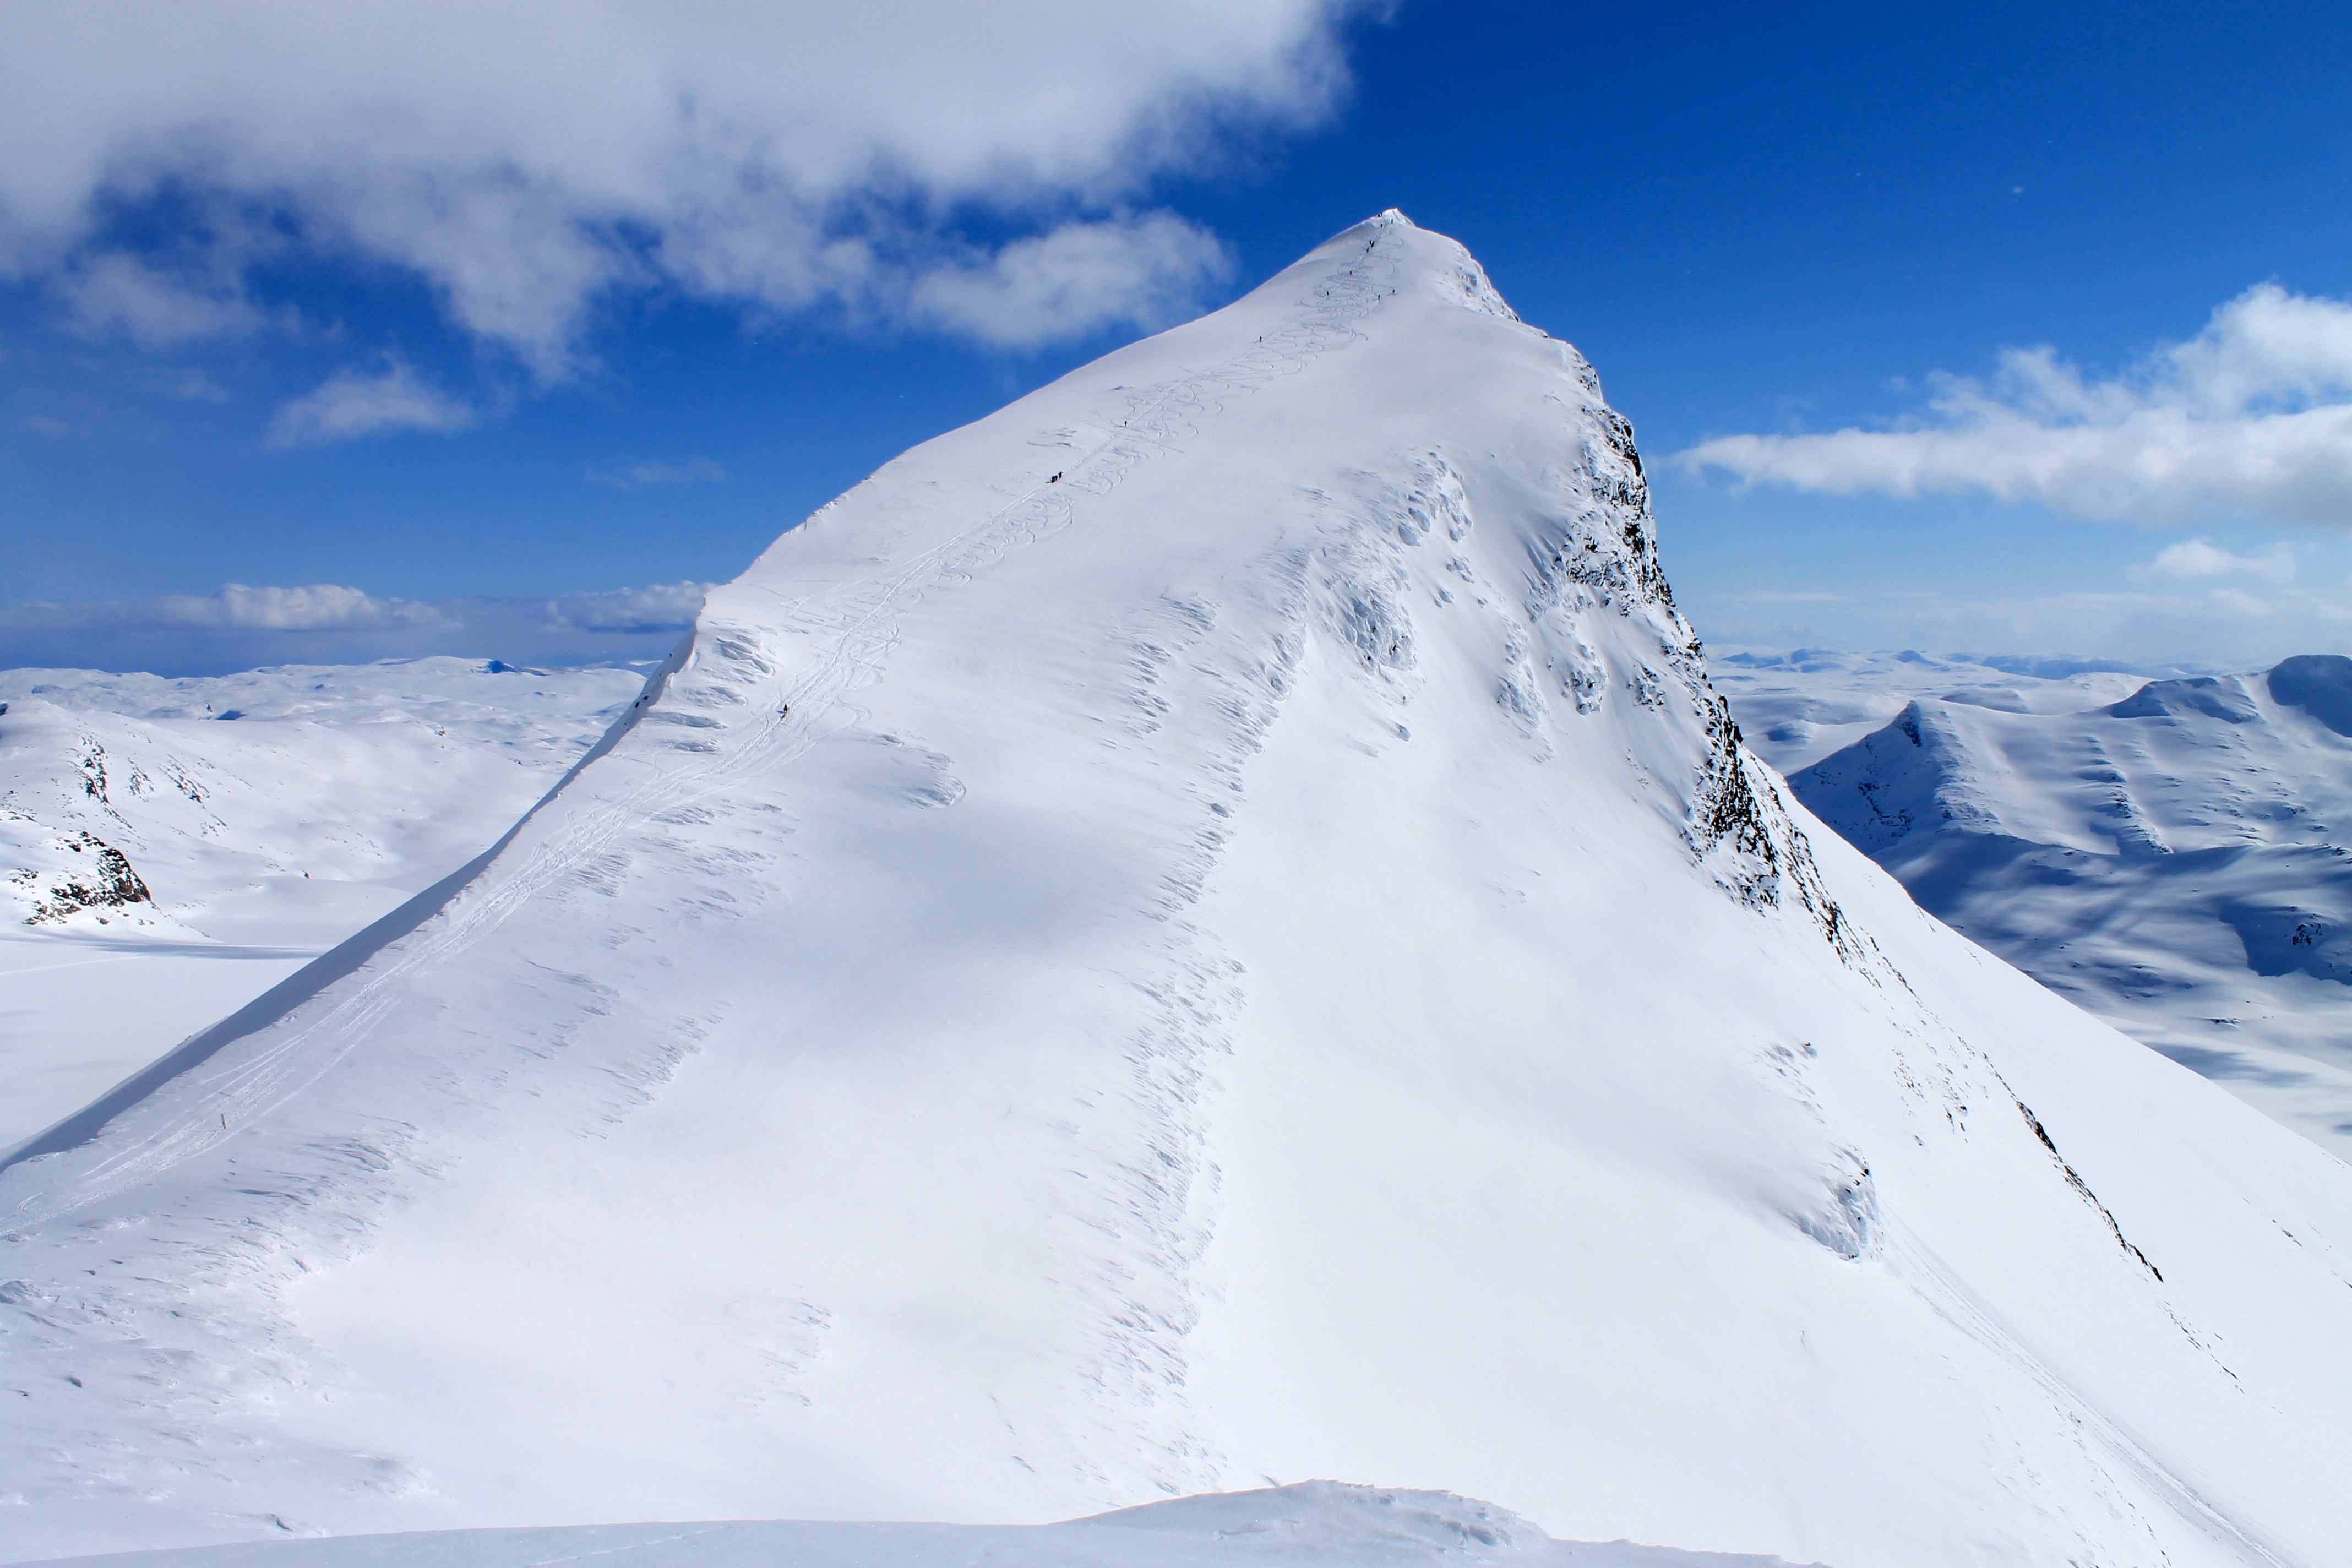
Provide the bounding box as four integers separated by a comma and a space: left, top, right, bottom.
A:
1793, 655, 2352, 1163
2, 216, 2350, 1568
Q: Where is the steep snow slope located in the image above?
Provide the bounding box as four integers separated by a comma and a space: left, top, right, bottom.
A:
1792, 658, 2352, 1162
22, 1484, 1800, 1568
0, 661, 642, 1148
3, 215, 2350, 1568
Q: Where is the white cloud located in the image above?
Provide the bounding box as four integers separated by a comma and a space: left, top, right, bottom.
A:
908, 213, 1233, 347
2130, 538, 2298, 584
1678, 284, 2352, 529
265, 362, 475, 448
171, 371, 232, 404
542, 582, 711, 631
0, 2, 1364, 370
587, 458, 729, 490
147, 582, 445, 631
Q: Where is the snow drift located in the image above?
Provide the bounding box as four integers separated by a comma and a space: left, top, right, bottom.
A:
3, 214, 2350, 1568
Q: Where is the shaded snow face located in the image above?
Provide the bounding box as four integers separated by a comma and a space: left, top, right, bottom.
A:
2, 215, 2350, 1568
1790, 657, 2352, 1160
2268, 652, 2352, 736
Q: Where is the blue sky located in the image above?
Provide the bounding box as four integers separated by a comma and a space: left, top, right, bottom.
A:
4, 0, 2350, 673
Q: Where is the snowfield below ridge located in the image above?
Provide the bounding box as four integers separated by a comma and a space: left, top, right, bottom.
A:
0, 660, 644, 1150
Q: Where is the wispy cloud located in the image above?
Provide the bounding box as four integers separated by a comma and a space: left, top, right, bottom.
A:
55, 253, 270, 347
586, 458, 728, 491
143, 583, 444, 631
541, 582, 711, 633
1678, 284, 2352, 529
0, 3, 1368, 372
908, 213, 1234, 349
265, 361, 473, 449
2130, 539, 2298, 585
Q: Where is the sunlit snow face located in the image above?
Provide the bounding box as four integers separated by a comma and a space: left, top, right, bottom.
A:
3, 217, 2348, 1568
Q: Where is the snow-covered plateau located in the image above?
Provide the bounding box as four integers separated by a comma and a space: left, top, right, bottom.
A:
3, 214, 2349, 1568
1756, 649, 2352, 1164
0, 661, 643, 1152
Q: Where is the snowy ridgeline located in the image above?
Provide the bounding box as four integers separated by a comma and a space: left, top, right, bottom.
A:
0, 660, 645, 1150
23, 1486, 1801, 1568
3, 215, 2350, 1568
1716, 647, 2352, 1162
14, 646, 2348, 1175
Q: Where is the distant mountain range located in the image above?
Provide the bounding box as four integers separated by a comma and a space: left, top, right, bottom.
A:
1745, 650, 2352, 1163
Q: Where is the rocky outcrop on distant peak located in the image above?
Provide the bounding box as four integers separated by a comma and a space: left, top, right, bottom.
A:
4, 812, 154, 925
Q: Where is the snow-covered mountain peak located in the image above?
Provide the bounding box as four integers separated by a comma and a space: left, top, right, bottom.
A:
3, 224, 2350, 1568
2106, 671, 2263, 726
1349, 207, 1531, 327
673, 212, 1838, 953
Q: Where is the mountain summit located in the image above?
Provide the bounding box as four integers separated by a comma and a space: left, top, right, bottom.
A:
5, 214, 2349, 1567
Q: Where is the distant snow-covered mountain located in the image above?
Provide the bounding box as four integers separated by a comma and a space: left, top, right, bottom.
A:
0, 660, 641, 1148
1709, 646, 2188, 775
1787, 654, 2352, 1162
3, 215, 2349, 1568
